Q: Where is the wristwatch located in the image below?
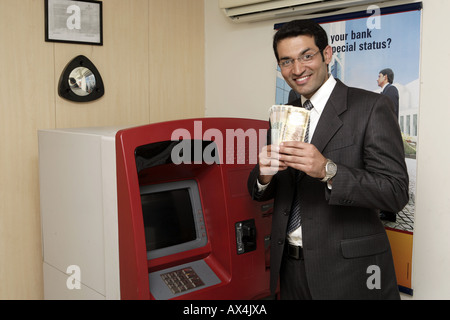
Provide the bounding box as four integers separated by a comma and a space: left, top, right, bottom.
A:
321, 159, 337, 182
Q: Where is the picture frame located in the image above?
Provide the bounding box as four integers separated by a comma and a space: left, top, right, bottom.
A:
45, 0, 103, 45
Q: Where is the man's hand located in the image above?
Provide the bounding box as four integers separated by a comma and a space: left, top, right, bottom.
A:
258, 144, 288, 185
279, 141, 327, 179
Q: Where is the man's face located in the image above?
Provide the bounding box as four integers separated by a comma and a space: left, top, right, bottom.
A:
377, 73, 387, 87
277, 35, 332, 99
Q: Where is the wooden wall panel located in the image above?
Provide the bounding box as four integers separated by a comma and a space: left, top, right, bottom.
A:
149, 0, 205, 123
0, 0, 204, 299
0, 0, 54, 299
55, 0, 150, 128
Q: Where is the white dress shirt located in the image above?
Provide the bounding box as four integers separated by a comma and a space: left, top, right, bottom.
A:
258, 75, 337, 247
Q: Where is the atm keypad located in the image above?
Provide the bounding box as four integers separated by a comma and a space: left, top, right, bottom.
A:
160, 267, 205, 294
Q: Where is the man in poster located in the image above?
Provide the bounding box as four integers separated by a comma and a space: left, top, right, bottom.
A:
378, 68, 400, 223
378, 68, 400, 119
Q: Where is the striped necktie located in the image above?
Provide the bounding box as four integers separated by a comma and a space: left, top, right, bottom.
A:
287, 100, 314, 234
302, 100, 314, 143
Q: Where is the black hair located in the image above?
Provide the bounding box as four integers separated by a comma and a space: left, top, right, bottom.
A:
379, 68, 395, 84
273, 19, 329, 62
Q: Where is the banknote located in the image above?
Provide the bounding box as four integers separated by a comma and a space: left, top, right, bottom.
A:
269, 105, 310, 145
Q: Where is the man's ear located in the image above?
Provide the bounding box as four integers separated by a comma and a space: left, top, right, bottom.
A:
323, 45, 333, 65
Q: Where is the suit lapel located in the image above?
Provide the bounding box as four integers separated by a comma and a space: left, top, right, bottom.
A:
288, 80, 347, 181
310, 79, 347, 153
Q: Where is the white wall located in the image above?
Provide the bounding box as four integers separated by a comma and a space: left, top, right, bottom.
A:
205, 1, 280, 120
205, 0, 450, 299
409, 0, 450, 300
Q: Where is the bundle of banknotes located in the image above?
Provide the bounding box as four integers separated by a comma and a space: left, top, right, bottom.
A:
269, 105, 311, 146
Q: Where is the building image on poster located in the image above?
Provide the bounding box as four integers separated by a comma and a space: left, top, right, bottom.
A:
274, 4, 422, 294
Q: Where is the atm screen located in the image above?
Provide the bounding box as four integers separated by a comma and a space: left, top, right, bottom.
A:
140, 180, 208, 260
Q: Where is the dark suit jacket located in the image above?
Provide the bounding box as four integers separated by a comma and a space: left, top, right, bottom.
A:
248, 79, 409, 299
382, 83, 399, 119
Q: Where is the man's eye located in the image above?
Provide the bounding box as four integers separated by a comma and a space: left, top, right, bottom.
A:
281, 59, 293, 66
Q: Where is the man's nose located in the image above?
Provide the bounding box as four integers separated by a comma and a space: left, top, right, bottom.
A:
291, 59, 305, 74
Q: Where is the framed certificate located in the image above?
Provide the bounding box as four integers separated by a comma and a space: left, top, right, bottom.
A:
45, 0, 103, 45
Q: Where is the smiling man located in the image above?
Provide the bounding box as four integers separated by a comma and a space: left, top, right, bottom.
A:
248, 19, 409, 300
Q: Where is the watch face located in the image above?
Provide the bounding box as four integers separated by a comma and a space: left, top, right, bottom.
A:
326, 161, 337, 175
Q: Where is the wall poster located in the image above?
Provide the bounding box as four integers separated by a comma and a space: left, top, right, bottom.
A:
275, 3, 422, 295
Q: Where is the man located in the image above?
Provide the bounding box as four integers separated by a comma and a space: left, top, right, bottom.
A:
377, 68, 401, 223
378, 68, 399, 118
247, 20, 409, 300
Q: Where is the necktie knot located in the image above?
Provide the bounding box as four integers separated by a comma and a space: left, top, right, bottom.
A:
303, 100, 314, 111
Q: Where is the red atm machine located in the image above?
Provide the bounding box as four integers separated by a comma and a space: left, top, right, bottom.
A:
115, 118, 273, 300
40, 118, 273, 300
